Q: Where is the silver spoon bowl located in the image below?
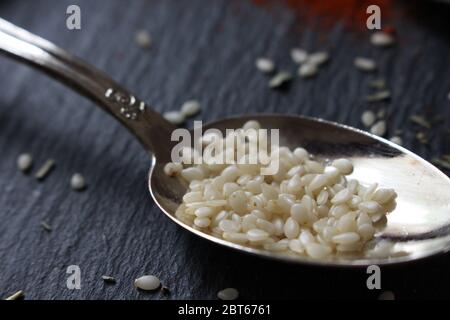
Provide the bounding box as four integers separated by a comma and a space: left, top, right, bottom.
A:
1, 18, 449, 267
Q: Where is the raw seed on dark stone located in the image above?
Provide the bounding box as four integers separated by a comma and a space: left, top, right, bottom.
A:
102, 275, 117, 284
366, 91, 391, 102
41, 221, 52, 232
35, 159, 55, 181
5, 290, 24, 300
268, 72, 292, 88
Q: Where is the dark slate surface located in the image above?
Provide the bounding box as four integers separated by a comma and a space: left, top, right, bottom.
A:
0, 0, 449, 300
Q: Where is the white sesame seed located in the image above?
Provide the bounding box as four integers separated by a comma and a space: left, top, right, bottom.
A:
389, 136, 403, 145
290, 48, 308, 64
41, 221, 52, 232
163, 111, 185, 125
181, 167, 204, 182
358, 201, 382, 214
370, 120, 387, 136
70, 173, 86, 191
195, 207, 215, 218
35, 159, 55, 181
358, 224, 375, 240
308, 51, 329, 66
332, 158, 354, 175
135, 30, 151, 48
298, 63, 318, 78
102, 275, 116, 283
17, 153, 33, 172
308, 174, 328, 191
164, 162, 183, 176
268, 71, 292, 88
223, 232, 248, 244
5, 290, 24, 300
361, 110, 376, 127
247, 229, 269, 242
372, 188, 397, 204
255, 58, 275, 73
293, 147, 309, 161
366, 91, 391, 102
194, 217, 211, 228
284, 217, 300, 239
305, 243, 332, 259
331, 188, 352, 204
134, 275, 160, 291
217, 288, 239, 300
354, 57, 377, 72
332, 232, 360, 244
180, 100, 201, 117
371, 32, 395, 47
229, 190, 248, 214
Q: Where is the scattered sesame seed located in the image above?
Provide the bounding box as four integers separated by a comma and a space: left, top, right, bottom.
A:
164, 162, 183, 176
134, 275, 161, 291
180, 100, 201, 118
255, 58, 275, 73
370, 120, 387, 136
366, 90, 391, 102
308, 51, 329, 66
354, 57, 377, 72
163, 111, 185, 125
35, 159, 55, 181
5, 290, 24, 300
378, 290, 395, 300
371, 32, 395, 47
217, 288, 239, 300
102, 275, 117, 284
40, 221, 52, 232
268, 71, 292, 88
290, 48, 308, 64
17, 153, 33, 172
389, 136, 403, 145
135, 30, 151, 48
409, 115, 431, 129
361, 110, 376, 127
298, 63, 318, 78
70, 173, 86, 191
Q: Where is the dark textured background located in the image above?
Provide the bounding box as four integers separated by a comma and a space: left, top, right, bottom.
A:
0, 0, 449, 300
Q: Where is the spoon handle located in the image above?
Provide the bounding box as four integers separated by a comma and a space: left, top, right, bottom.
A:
0, 18, 175, 160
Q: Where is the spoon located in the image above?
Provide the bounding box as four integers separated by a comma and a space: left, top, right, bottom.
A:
0, 18, 449, 267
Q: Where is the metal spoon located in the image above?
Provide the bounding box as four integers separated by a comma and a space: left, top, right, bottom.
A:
0, 18, 449, 267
